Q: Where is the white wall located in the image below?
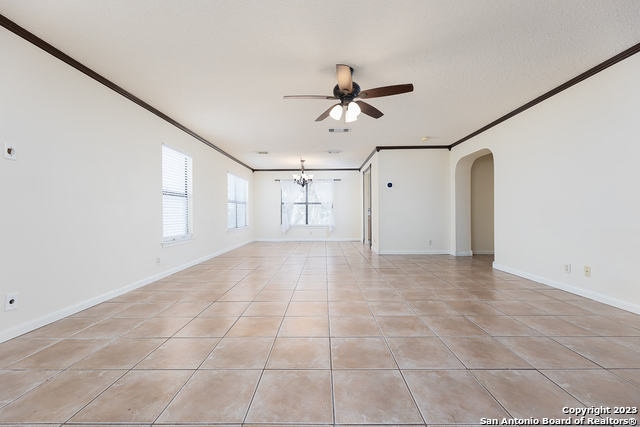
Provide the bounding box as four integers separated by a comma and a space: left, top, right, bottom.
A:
451, 52, 640, 313
0, 30, 253, 342
252, 170, 361, 241
471, 154, 494, 254
377, 149, 451, 254
3, 19, 639, 343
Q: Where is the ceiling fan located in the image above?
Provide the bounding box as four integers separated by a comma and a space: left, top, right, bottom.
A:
284, 64, 414, 122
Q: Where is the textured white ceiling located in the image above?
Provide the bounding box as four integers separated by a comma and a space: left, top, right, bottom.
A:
1, 0, 639, 169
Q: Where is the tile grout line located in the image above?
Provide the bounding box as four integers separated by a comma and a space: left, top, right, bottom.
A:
3, 244, 639, 426
51, 311, 170, 424
377, 258, 433, 426
466, 367, 516, 420
150, 257, 289, 425
83, 290, 225, 425
396, 259, 515, 425
148, 264, 259, 425
6, 298, 188, 421
327, 241, 337, 427
535, 368, 593, 409
374, 322, 428, 425
239, 250, 303, 425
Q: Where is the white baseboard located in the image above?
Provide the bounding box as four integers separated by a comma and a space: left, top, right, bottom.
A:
492, 262, 640, 315
377, 249, 451, 255
473, 250, 495, 255
455, 250, 473, 256
254, 238, 360, 242
0, 240, 251, 344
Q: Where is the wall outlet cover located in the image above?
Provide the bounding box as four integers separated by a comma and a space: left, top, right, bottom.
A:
5, 293, 18, 311
4, 143, 17, 160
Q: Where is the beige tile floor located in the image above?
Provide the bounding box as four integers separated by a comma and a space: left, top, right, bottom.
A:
1, 241, 639, 426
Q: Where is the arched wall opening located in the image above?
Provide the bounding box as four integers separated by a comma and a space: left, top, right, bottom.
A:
471, 153, 494, 255
453, 148, 493, 256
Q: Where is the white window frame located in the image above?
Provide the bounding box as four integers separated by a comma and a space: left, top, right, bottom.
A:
227, 173, 248, 229
281, 180, 334, 231
162, 144, 193, 245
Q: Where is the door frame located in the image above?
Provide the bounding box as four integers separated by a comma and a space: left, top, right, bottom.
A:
362, 165, 372, 248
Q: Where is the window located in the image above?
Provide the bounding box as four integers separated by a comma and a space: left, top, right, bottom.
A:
162, 145, 192, 243
227, 173, 248, 229
281, 180, 334, 231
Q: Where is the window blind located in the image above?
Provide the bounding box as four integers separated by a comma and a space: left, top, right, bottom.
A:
162, 145, 193, 242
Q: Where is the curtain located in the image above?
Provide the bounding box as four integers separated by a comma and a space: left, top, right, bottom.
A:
309, 180, 335, 231
280, 180, 303, 233
281, 180, 335, 233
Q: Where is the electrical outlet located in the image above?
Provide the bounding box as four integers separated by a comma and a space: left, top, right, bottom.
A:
584, 265, 591, 277
4, 143, 16, 160
5, 293, 18, 311
428, 240, 433, 247
564, 264, 571, 273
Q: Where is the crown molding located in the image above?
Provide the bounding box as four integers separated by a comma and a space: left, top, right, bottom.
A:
3, 13, 638, 172
0, 13, 254, 172
448, 40, 640, 150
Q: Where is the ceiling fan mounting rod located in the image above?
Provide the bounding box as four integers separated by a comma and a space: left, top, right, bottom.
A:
333, 82, 360, 104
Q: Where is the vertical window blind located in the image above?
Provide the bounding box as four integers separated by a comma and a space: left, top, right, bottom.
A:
162, 145, 193, 242
227, 173, 248, 229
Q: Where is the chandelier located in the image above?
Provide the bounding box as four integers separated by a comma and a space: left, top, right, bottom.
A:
293, 159, 313, 187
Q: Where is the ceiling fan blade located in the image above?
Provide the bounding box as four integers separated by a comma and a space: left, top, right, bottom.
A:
336, 64, 353, 94
358, 83, 414, 99
315, 103, 341, 121
283, 95, 338, 100
355, 101, 384, 119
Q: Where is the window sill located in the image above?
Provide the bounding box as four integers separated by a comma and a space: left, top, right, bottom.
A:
161, 235, 193, 247
227, 225, 249, 232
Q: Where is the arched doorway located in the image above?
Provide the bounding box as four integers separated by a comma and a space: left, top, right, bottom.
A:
453, 149, 494, 256
471, 154, 494, 255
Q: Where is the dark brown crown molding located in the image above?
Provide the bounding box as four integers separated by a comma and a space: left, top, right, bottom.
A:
254, 168, 359, 172
359, 147, 378, 171
358, 41, 640, 171
376, 145, 450, 151
448, 40, 640, 150
3, 13, 638, 173
0, 13, 254, 172
359, 145, 449, 170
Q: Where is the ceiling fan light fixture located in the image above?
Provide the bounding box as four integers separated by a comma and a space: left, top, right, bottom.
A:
284, 64, 413, 121
345, 101, 361, 123
329, 104, 343, 120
